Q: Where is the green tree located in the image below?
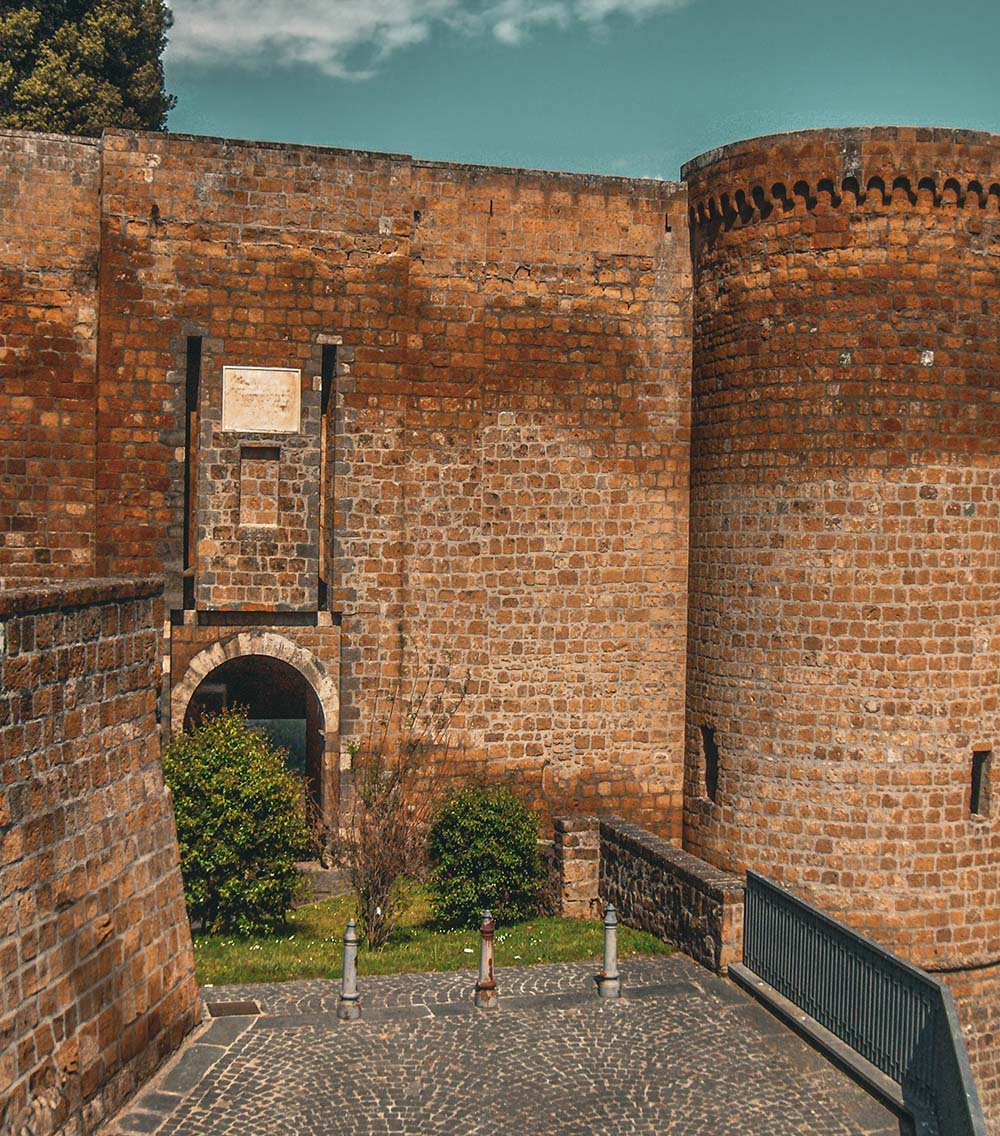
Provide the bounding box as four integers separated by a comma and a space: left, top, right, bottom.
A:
0, 1, 175, 136
162, 708, 313, 936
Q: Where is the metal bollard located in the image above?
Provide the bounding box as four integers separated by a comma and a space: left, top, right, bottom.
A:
595, 903, 621, 999
338, 918, 361, 1021
474, 910, 499, 1009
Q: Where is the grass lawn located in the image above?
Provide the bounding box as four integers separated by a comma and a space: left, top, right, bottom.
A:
193, 887, 671, 986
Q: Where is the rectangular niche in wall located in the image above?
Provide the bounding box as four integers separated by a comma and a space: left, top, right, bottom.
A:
700, 724, 719, 803
970, 749, 992, 818
239, 446, 280, 528
222, 366, 301, 433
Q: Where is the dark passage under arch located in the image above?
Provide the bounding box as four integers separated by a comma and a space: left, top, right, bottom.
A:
184, 654, 325, 814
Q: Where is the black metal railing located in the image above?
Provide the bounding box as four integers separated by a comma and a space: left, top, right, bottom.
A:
743, 871, 986, 1135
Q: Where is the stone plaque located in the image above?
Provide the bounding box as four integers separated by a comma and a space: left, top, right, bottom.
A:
222, 366, 301, 433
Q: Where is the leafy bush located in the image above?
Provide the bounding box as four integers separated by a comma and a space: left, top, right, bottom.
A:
427, 784, 544, 929
162, 707, 312, 935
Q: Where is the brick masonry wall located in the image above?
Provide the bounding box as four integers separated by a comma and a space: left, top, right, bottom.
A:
553, 814, 744, 974
943, 964, 1000, 1130
96, 134, 358, 604
683, 127, 1000, 1129
0, 132, 100, 580
193, 388, 322, 612
93, 133, 692, 838
683, 127, 1000, 963
553, 816, 601, 918
335, 160, 691, 834
0, 578, 200, 1136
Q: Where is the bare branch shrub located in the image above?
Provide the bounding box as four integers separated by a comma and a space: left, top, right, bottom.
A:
341, 665, 468, 950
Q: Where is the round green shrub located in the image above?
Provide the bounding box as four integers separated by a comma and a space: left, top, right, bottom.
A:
427, 784, 544, 928
161, 707, 312, 935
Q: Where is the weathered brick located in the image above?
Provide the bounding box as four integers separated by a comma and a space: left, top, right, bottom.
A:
683, 126, 1000, 1125
3, 121, 1000, 1128
0, 578, 200, 1136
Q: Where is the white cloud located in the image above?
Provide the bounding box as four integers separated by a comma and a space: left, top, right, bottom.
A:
575, 0, 690, 20
166, 0, 693, 77
167, 0, 455, 77
449, 1, 571, 46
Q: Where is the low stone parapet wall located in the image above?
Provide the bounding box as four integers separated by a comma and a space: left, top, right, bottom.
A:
553, 815, 744, 974
0, 577, 201, 1136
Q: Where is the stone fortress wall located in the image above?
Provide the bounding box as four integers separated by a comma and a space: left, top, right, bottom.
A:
682, 129, 1000, 1120
684, 127, 1000, 967
0, 132, 101, 579
1, 124, 998, 1127
0, 578, 200, 1135
4, 128, 692, 839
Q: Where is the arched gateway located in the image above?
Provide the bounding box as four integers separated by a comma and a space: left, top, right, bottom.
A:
171, 633, 340, 824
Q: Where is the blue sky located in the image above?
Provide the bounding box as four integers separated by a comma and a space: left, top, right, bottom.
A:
164, 0, 1000, 179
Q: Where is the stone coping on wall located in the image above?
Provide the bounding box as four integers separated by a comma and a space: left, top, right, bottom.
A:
101, 126, 681, 189
0, 125, 683, 194
598, 817, 746, 904
0, 574, 163, 619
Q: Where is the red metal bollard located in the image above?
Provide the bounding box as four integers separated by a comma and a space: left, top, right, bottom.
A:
474, 910, 498, 1010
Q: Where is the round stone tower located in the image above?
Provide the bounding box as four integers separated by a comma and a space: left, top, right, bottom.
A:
682, 128, 1000, 979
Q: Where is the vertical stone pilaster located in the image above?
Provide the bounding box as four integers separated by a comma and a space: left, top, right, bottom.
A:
553, 816, 601, 919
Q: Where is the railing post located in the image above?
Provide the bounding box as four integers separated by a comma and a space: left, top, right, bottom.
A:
337, 918, 361, 1021
474, 910, 498, 1010
595, 903, 621, 999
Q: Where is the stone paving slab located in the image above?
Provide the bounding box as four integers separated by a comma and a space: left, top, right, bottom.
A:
101, 956, 911, 1136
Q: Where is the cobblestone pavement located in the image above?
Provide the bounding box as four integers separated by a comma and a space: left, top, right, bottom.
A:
102, 956, 909, 1136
